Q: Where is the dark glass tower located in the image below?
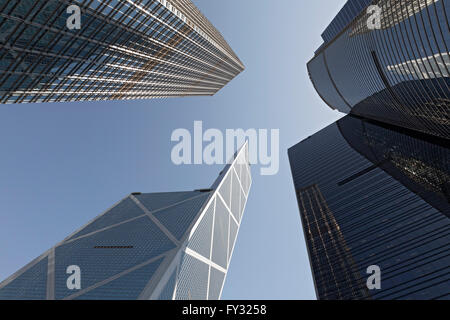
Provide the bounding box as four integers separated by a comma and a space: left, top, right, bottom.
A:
308, 0, 449, 139
0, 143, 251, 300
289, 115, 449, 300
293, 0, 449, 300
0, 0, 244, 104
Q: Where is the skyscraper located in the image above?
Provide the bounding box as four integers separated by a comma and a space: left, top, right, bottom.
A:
289, 115, 449, 300
308, 0, 449, 139
0, 143, 252, 300
0, 0, 244, 104
293, 0, 449, 300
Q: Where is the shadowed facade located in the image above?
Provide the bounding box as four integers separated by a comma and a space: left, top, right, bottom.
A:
0, 143, 252, 300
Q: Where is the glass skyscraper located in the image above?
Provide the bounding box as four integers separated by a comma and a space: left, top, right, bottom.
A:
291, 0, 449, 300
0, 143, 251, 300
289, 115, 449, 300
0, 0, 244, 104
308, 0, 449, 139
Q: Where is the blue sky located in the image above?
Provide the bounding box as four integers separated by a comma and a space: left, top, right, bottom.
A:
0, 0, 346, 299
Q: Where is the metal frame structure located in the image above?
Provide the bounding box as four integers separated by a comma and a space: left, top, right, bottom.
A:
0, 142, 252, 300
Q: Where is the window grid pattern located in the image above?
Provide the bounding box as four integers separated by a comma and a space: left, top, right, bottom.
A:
186, 200, 215, 259
0, 0, 244, 104
321, 0, 373, 44
54, 216, 176, 300
0, 257, 48, 300
169, 142, 251, 300
308, 0, 450, 140
288, 115, 450, 300
157, 268, 177, 300
174, 252, 209, 300
67, 197, 146, 241
74, 257, 164, 300
208, 266, 226, 300
0, 144, 251, 300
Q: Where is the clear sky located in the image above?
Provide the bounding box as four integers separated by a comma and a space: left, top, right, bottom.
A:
0, 0, 347, 299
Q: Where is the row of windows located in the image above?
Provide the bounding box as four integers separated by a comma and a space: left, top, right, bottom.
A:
0, 0, 243, 104
321, 0, 373, 43
288, 115, 449, 300
309, 0, 449, 139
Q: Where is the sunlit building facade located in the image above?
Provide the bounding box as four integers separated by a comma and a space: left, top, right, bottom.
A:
0, 0, 244, 104
289, 115, 449, 300
308, 0, 449, 139
0, 143, 252, 300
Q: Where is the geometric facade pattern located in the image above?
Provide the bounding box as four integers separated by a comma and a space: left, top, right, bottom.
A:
289, 115, 449, 300
0, 143, 251, 300
300, 0, 450, 299
295, 184, 370, 300
320, 0, 373, 44
0, 0, 244, 104
308, 0, 450, 139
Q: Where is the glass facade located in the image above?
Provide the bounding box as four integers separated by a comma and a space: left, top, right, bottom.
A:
308, 0, 450, 139
321, 0, 373, 44
288, 115, 449, 300
0, 0, 244, 104
0, 143, 251, 300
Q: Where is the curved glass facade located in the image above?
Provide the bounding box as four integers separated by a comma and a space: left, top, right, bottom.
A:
0, 0, 244, 104
308, 0, 450, 139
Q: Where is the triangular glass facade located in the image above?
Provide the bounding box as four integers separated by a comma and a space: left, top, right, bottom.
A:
0, 143, 251, 300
